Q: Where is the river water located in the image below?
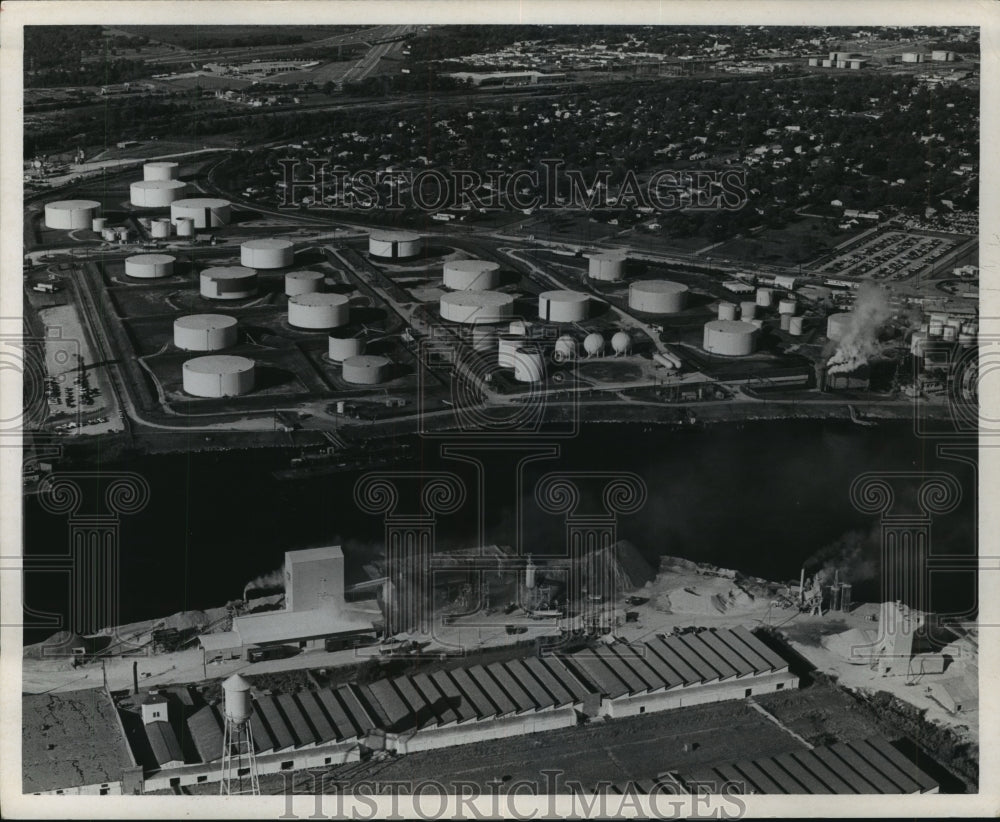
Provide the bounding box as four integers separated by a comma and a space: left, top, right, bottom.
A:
22, 420, 977, 643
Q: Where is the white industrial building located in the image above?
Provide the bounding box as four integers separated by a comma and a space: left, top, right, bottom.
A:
703, 320, 758, 356
241, 238, 295, 269
587, 252, 627, 282
342, 354, 392, 384
44, 200, 101, 230
171, 198, 232, 229
125, 253, 175, 279
440, 291, 515, 324
368, 230, 423, 260
174, 314, 239, 351
285, 270, 325, 296
288, 293, 350, 329
200, 267, 257, 300
129, 180, 187, 208
538, 290, 589, 323
443, 259, 502, 290
143, 161, 180, 181
628, 280, 687, 314
182, 355, 255, 397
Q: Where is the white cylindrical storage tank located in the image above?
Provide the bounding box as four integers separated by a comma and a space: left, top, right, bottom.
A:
130, 179, 187, 208
498, 334, 523, 368
538, 290, 589, 322
826, 312, 853, 341
440, 291, 514, 324
789, 316, 804, 336
778, 299, 797, 316
740, 301, 757, 321
182, 355, 254, 397
718, 302, 738, 321
143, 161, 180, 181
470, 324, 498, 352
443, 259, 501, 290
368, 230, 422, 259
285, 270, 325, 296
101, 228, 117, 242
942, 325, 957, 342
328, 334, 365, 362
756, 288, 773, 308
628, 280, 688, 314
45, 200, 101, 230
587, 252, 626, 282
288, 293, 350, 329
174, 217, 194, 237
200, 266, 257, 300
780, 313, 792, 331
554, 335, 577, 363
241, 238, 294, 269
150, 218, 172, 238
170, 197, 231, 229
583, 332, 605, 357
910, 331, 928, 357
174, 314, 239, 351
92, 217, 107, 232
222, 674, 252, 724
513, 347, 545, 383
611, 331, 631, 355
342, 354, 392, 384
703, 320, 758, 356
125, 253, 175, 279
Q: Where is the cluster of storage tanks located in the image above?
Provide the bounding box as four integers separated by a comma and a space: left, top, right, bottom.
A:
368, 230, 423, 260
910, 314, 978, 356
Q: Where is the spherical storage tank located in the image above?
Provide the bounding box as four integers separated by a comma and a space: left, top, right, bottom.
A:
130, 180, 187, 208
170, 198, 231, 229
222, 674, 252, 724
285, 270, 325, 296
703, 320, 758, 357
200, 267, 257, 300
440, 291, 514, 324
826, 312, 853, 342
587, 252, 626, 282
368, 230, 422, 260
125, 253, 175, 279
182, 355, 254, 397
611, 331, 631, 355
143, 161, 180, 181
150, 218, 172, 239
174, 314, 239, 351
554, 335, 577, 363
583, 332, 605, 357
628, 280, 688, 314
289, 293, 350, 329
328, 334, 365, 362
513, 347, 545, 383
241, 238, 294, 269
718, 302, 738, 321
342, 354, 392, 385
45, 200, 101, 230
538, 290, 589, 323
443, 260, 501, 291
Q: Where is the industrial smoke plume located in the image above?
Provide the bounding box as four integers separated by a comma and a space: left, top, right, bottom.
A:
243, 569, 284, 599
826, 282, 893, 375
805, 525, 880, 585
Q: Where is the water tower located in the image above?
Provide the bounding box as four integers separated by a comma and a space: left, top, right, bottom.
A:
220, 674, 260, 795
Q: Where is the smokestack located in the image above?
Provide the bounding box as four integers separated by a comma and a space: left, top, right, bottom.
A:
133, 660, 139, 695
799, 567, 805, 605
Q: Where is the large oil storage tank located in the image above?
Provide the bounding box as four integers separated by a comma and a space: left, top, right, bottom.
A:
703, 320, 758, 356
740, 301, 757, 321
587, 252, 626, 282
285, 270, 325, 296
583, 332, 605, 357
342, 354, 392, 384
368, 230, 423, 260
628, 280, 688, 314
513, 347, 545, 383
328, 333, 365, 362
538, 290, 589, 322
554, 335, 577, 362
170, 197, 231, 229
174, 217, 195, 237
718, 302, 738, 321
200, 266, 257, 300
143, 161, 180, 181
125, 253, 175, 279
182, 355, 255, 397
241, 238, 294, 269
129, 179, 187, 208
443, 259, 501, 290
440, 291, 514, 324
150, 218, 172, 238
826, 312, 853, 341
288, 293, 350, 329
755, 288, 773, 308
45, 200, 101, 230
174, 314, 239, 351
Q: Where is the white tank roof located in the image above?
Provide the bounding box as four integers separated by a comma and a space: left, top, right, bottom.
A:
441, 291, 513, 308
184, 355, 254, 374
131, 180, 186, 191
289, 293, 350, 307
46, 199, 101, 210
286, 270, 324, 280
175, 314, 237, 331
126, 253, 175, 266
223, 673, 251, 692
370, 229, 421, 242
540, 290, 589, 303
242, 238, 294, 251
448, 259, 500, 272
588, 250, 627, 260
173, 197, 230, 208
704, 320, 757, 334
202, 266, 256, 280
343, 354, 392, 369
630, 280, 687, 295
